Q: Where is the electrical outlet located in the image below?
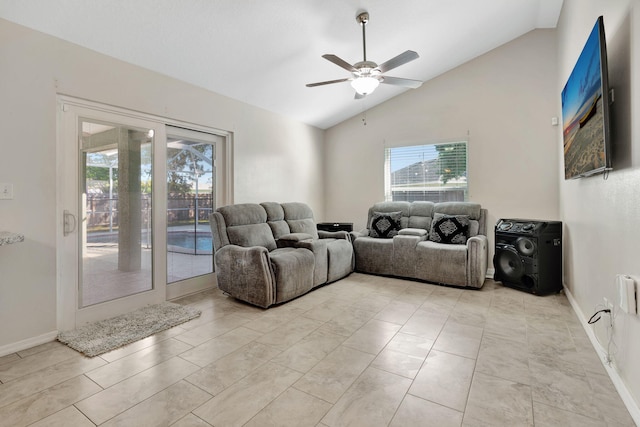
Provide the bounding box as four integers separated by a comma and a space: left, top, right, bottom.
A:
0, 183, 13, 200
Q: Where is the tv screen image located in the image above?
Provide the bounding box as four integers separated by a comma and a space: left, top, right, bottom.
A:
561, 16, 611, 179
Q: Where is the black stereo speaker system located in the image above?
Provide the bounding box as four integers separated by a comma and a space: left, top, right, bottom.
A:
493, 219, 563, 295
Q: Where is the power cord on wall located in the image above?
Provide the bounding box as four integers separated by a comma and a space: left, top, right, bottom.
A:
588, 305, 616, 365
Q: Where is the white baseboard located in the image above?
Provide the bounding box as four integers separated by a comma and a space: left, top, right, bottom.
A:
0, 331, 58, 358
564, 286, 640, 426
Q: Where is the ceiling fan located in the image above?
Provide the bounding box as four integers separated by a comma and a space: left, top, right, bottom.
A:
306, 11, 422, 98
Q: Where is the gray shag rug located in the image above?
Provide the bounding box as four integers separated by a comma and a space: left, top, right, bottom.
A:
57, 302, 201, 357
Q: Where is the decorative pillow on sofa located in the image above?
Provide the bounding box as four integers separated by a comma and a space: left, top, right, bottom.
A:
429, 213, 470, 244
369, 211, 402, 238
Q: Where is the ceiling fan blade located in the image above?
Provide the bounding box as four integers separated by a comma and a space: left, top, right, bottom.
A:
381, 76, 423, 89
322, 54, 357, 72
306, 78, 350, 87
377, 50, 419, 73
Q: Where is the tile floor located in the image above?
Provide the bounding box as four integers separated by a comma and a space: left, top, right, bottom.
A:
0, 273, 635, 426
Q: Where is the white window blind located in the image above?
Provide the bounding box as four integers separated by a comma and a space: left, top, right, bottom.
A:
384, 141, 468, 202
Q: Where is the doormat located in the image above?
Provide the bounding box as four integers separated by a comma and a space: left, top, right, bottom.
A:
57, 302, 201, 357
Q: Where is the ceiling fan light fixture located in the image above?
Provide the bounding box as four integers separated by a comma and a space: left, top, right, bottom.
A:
351, 76, 380, 95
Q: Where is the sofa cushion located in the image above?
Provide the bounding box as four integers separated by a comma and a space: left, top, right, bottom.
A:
369, 211, 402, 238
428, 213, 470, 244
227, 223, 277, 251
282, 202, 320, 239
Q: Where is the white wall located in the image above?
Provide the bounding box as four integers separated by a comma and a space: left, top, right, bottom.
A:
0, 18, 324, 352
557, 0, 640, 413
325, 29, 560, 254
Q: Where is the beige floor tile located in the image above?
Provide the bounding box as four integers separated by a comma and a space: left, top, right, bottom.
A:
0, 276, 633, 427
245, 387, 332, 427
76, 356, 200, 425
101, 380, 211, 426
371, 348, 425, 379
256, 316, 324, 351
243, 305, 306, 333
433, 321, 483, 359
390, 394, 463, 427
0, 375, 101, 427
178, 326, 262, 367
342, 319, 401, 355
171, 413, 213, 426
322, 367, 412, 426
532, 401, 605, 427
302, 298, 353, 322
374, 300, 420, 325
86, 337, 192, 388
385, 332, 433, 357
483, 312, 528, 343
0, 345, 80, 382
585, 371, 636, 426
462, 372, 533, 426
529, 355, 601, 420
271, 328, 345, 373
16, 340, 67, 358
293, 345, 374, 403
319, 307, 377, 337
173, 313, 250, 346
0, 353, 20, 368
349, 292, 393, 312
400, 309, 448, 340
98, 325, 188, 362
409, 350, 475, 411
29, 406, 95, 427
475, 334, 530, 385
185, 342, 280, 395
0, 355, 105, 408
193, 362, 302, 427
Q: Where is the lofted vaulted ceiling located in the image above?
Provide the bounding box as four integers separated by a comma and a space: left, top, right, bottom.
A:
0, 0, 563, 129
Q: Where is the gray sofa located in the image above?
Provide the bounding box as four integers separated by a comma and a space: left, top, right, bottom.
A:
210, 202, 354, 307
351, 201, 488, 288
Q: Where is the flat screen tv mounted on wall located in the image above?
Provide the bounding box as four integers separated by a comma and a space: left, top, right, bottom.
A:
561, 16, 612, 180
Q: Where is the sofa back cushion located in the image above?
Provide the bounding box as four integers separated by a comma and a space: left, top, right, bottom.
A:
261, 202, 291, 239
408, 201, 435, 230
282, 202, 319, 239
434, 202, 482, 237
368, 202, 411, 230
217, 203, 277, 251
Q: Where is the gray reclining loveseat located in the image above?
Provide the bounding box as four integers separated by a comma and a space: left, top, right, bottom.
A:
351, 201, 488, 288
210, 202, 354, 307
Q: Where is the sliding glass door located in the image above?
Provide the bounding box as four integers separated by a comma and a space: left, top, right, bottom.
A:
166, 126, 221, 283
80, 120, 154, 307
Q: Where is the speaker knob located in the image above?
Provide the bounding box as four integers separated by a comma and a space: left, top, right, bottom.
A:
523, 223, 534, 231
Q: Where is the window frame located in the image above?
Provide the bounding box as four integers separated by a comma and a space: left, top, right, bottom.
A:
384, 140, 469, 203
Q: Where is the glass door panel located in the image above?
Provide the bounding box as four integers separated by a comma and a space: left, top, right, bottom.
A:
80, 120, 154, 307
166, 127, 216, 283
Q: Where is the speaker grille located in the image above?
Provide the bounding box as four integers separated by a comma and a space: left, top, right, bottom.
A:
493, 218, 563, 295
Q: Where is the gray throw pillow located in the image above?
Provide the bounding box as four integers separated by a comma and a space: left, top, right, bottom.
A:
369, 211, 402, 238
429, 213, 470, 244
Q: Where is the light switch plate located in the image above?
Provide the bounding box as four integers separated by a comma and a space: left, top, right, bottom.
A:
0, 183, 13, 200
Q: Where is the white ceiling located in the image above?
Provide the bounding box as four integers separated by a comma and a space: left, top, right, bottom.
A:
0, 0, 563, 129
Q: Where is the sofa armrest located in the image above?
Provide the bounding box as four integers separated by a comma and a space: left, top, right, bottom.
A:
279, 233, 314, 242
214, 245, 275, 308
318, 230, 351, 242
398, 228, 428, 239
349, 230, 368, 241
466, 235, 488, 288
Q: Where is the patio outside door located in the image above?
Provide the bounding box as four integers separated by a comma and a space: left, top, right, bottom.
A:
58, 101, 167, 329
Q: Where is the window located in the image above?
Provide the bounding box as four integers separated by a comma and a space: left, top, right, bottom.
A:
384, 141, 468, 202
